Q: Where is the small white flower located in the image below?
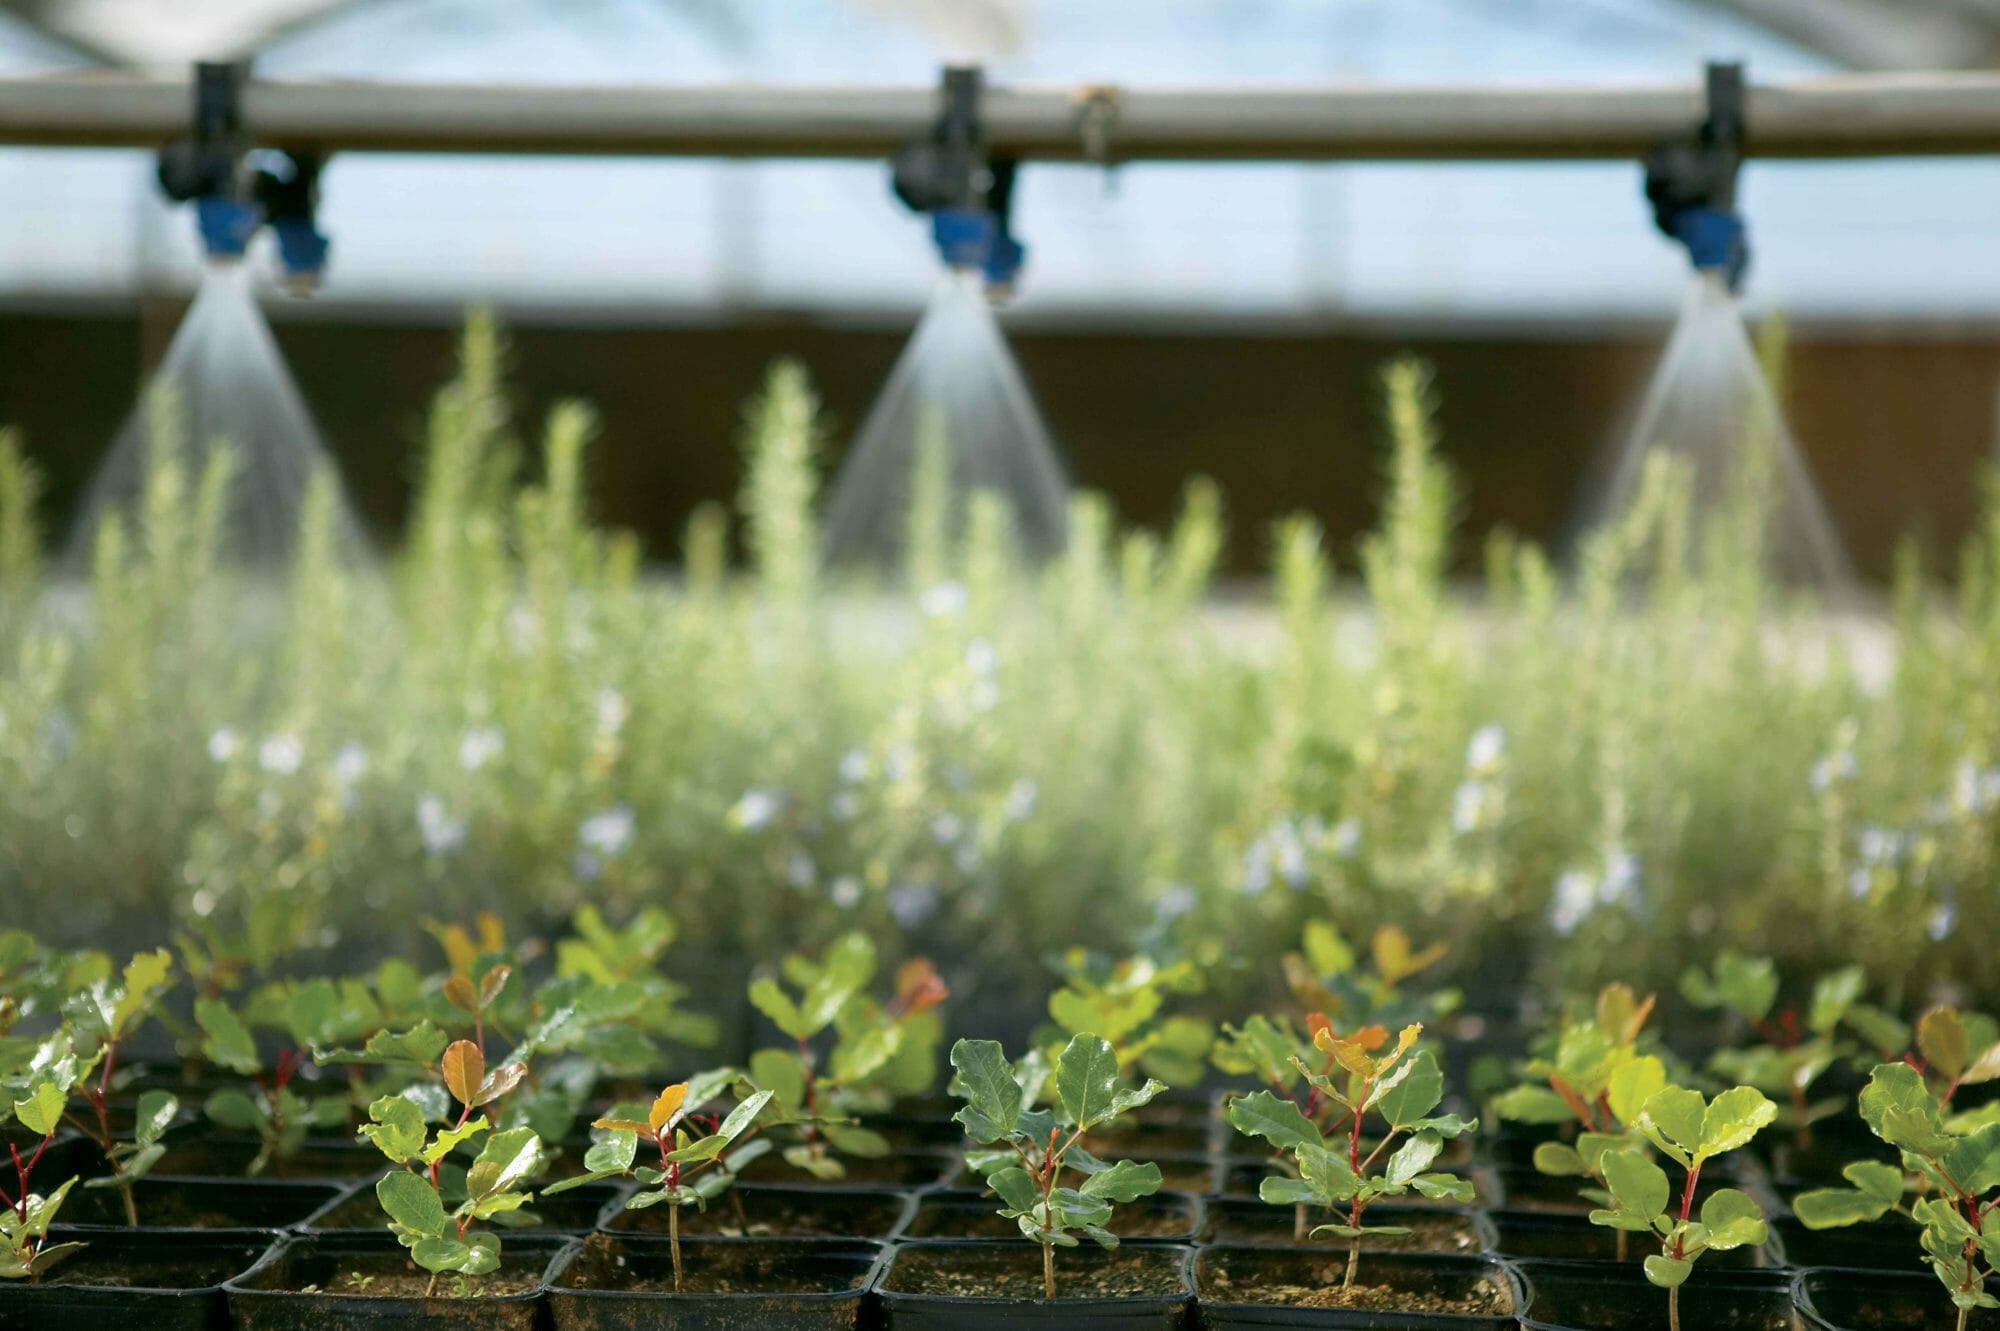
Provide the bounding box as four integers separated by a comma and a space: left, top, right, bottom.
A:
838, 749, 870, 784
1156, 884, 1197, 922
830, 875, 863, 910
578, 804, 636, 857
786, 851, 817, 889
1004, 778, 1038, 823
459, 727, 504, 772
1848, 867, 1873, 901
1452, 781, 1489, 835
931, 813, 963, 845
965, 638, 998, 677
1242, 840, 1273, 896
258, 733, 304, 776
1331, 818, 1362, 858
1929, 900, 1958, 942
332, 742, 368, 787
731, 788, 780, 832
593, 689, 629, 736
1271, 822, 1310, 891
1550, 870, 1596, 936
417, 795, 467, 855
1600, 850, 1641, 906
190, 889, 216, 917
1465, 724, 1506, 775
920, 581, 968, 618
208, 728, 242, 762
888, 883, 938, 927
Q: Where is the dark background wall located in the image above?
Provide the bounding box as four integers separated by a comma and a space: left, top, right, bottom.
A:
2, 304, 1995, 581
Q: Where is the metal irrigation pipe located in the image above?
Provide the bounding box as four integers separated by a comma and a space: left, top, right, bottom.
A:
4, 71, 2000, 160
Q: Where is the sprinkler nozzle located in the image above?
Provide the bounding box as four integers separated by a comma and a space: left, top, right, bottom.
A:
255, 151, 330, 294
892, 66, 1028, 298
1645, 61, 1748, 291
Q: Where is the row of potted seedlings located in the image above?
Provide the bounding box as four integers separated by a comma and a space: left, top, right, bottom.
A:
1, 914, 1996, 1329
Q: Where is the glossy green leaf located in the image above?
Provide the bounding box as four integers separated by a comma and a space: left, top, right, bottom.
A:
950, 1039, 1024, 1143
377, 1170, 448, 1238
1226, 1090, 1321, 1152
358, 1094, 428, 1164
194, 998, 260, 1075
1056, 1033, 1120, 1129
1699, 1188, 1767, 1250
1080, 1159, 1162, 1202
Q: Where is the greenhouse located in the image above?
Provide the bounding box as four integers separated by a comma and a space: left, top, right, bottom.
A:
3, 1, 2000, 1327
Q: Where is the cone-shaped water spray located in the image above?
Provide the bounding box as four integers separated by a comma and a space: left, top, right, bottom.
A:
822, 271, 1068, 570
64, 263, 367, 572
1571, 271, 1853, 597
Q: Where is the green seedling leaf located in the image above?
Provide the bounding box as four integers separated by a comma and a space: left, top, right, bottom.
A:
359, 1095, 429, 1164
12, 1083, 63, 1138
132, 1090, 177, 1146
1385, 1135, 1442, 1187
421, 1115, 491, 1167
950, 1039, 1024, 1142
1532, 1142, 1588, 1177
1607, 1056, 1667, 1127
1595, 1149, 1669, 1229
989, 1166, 1040, 1213
1226, 1090, 1321, 1152
1919, 1007, 1970, 1082
1259, 1175, 1320, 1206
194, 998, 259, 1075
1056, 1033, 1120, 1128
204, 1087, 263, 1132
1698, 1086, 1776, 1160
317, 1021, 449, 1067
1491, 1085, 1575, 1125
1644, 1254, 1693, 1288
1794, 1161, 1905, 1229
1080, 1159, 1162, 1202
378, 1170, 449, 1238
1411, 1173, 1475, 1202
1698, 1188, 1767, 1250
1376, 1049, 1445, 1128
464, 1128, 540, 1200
1860, 1061, 1950, 1154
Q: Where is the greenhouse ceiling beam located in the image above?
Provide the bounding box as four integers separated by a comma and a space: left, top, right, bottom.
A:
8, 71, 2000, 159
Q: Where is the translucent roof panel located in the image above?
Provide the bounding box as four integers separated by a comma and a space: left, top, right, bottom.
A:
1, 0, 1996, 323
0, 11, 94, 73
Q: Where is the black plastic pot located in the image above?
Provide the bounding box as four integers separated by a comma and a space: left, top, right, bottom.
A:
58, 1176, 348, 1230
1078, 1123, 1214, 1157
225, 1231, 575, 1330
856, 1112, 971, 1150
734, 1146, 959, 1189
1196, 1247, 1521, 1328
302, 1180, 626, 1236
0, 1227, 276, 1331
1515, 1259, 1792, 1331
905, 1190, 1201, 1244
1794, 1266, 2000, 1330
1198, 1200, 1493, 1256
877, 1238, 1195, 1329
151, 1133, 390, 1182
548, 1235, 886, 1330
604, 1183, 916, 1240
1768, 1216, 1917, 1272
1489, 1210, 1783, 1268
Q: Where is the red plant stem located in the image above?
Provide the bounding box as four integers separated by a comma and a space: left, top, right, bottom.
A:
6, 1135, 51, 1219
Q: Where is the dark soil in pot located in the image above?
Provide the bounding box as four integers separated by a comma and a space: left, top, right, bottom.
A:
1491, 1210, 1781, 1267
1769, 1216, 1919, 1271
59, 1177, 346, 1229
1199, 1199, 1492, 1255
905, 1190, 1199, 1242
734, 1147, 957, 1188
1198, 1248, 1518, 1326
606, 1184, 914, 1240
225, 1232, 572, 1330
0, 1228, 275, 1331
549, 1234, 884, 1329
877, 1239, 1194, 1328
305, 1180, 624, 1235
1140, 1151, 1221, 1193
152, 1134, 389, 1181
1515, 1260, 1792, 1331
1796, 1266, 2000, 1330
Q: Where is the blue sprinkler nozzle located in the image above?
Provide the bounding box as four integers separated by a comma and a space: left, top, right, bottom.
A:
982, 227, 1025, 296
1671, 205, 1747, 290
931, 207, 998, 272
270, 217, 330, 290
195, 196, 264, 260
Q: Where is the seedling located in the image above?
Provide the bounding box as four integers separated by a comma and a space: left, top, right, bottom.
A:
1907, 1005, 2000, 1122
195, 987, 351, 1174
1681, 953, 1905, 1149
951, 1033, 1167, 1299
747, 931, 948, 1178
1, 1076, 81, 1280
1587, 1083, 1776, 1331
358, 1038, 537, 1291
1281, 921, 1457, 1032
543, 1076, 774, 1292
1041, 949, 1212, 1086
1794, 1060, 2000, 1331
60, 949, 179, 1225
1225, 1023, 1474, 1300
1491, 983, 1669, 1258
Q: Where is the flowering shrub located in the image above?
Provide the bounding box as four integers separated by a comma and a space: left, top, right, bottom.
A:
2, 318, 1999, 997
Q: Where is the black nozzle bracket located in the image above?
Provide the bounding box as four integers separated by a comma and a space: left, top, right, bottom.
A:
891, 65, 995, 215
1645, 61, 1746, 227
157, 61, 251, 202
